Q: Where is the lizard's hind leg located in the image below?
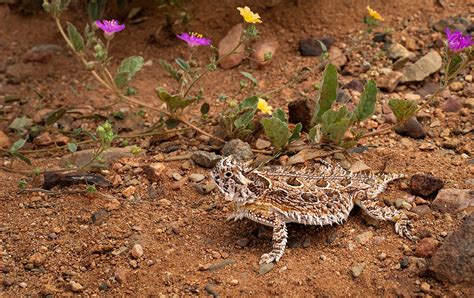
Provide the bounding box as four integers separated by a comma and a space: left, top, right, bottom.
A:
259, 218, 288, 264
355, 198, 417, 241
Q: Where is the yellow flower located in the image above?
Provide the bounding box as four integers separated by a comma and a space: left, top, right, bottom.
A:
367, 6, 384, 21
257, 98, 272, 115
237, 6, 262, 24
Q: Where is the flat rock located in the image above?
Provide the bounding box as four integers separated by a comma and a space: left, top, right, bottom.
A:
250, 39, 278, 69
410, 173, 444, 198
22, 44, 62, 63
255, 138, 271, 150
190, 151, 221, 168
189, 173, 205, 183
142, 162, 166, 182
386, 43, 414, 60
377, 71, 403, 92
299, 37, 335, 56
259, 262, 275, 275
221, 139, 253, 161
431, 189, 473, 214
328, 46, 347, 69
401, 51, 442, 83
395, 117, 426, 139
429, 214, 474, 285
441, 97, 463, 113
218, 24, 245, 69
59, 146, 144, 168
350, 262, 366, 278
114, 268, 130, 284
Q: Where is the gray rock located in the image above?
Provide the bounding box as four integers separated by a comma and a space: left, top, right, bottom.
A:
299, 37, 335, 56
401, 51, 442, 83
208, 259, 236, 272
59, 146, 144, 168
386, 43, 414, 60
188, 173, 205, 183
410, 173, 444, 198
191, 150, 221, 168
431, 189, 473, 214
194, 182, 217, 195
259, 262, 275, 275
441, 97, 463, 113
350, 262, 366, 277
395, 117, 426, 139
218, 24, 245, 69
429, 214, 474, 285
221, 139, 253, 161
377, 70, 403, 92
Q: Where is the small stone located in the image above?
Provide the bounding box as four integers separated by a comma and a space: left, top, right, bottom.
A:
142, 163, 166, 182
221, 139, 253, 162
229, 279, 239, 286
415, 237, 439, 258
3, 277, 14, 287
350, 262, 366, 278
129, 260, 138, 268
91, 209, 110, 225
29, 252, 45, 267
19, 282, 27, 288
69, 280, 84, 292
158, 198, 171, 206
349, 161, 371, 173
410, 174, 444, 198
191, 150, 221, 168
111, 246, 128, 256
188, 173, 205, 183
354, 231, 373, 245
395, 117, 426, 139
431, 189, 473, 214
131, 244, 144, 259
114, 268, 130, 284
400, 256, 410, 269
249, 39, 278, 69
411, 205, 431, 217
105, 198, 121, 211
449, 81, 463, 92
386, 43, 413, 60
0, 131, 11, 149
236, 238, 250, 247
171, 173, 182, 181
259, 262, 275, 275
420, 282, 431, 293
377, 71, 403, 92
299, 37, 335, 56
328, 46, 347, 69
405, 93, 421, 101
255, 139, 271, 150
122, 186, 136, 197
378, 253, 387, 261
218, 24, 245, 69
194, 182, 217, 195
441, 97, 463, 113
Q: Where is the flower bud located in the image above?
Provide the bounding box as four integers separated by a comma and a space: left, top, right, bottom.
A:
85, 61, 96, 71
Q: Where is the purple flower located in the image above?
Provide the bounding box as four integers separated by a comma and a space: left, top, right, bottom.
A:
95, 19, 126, 34
177, 32, 212, 47
445, 28, 472, 52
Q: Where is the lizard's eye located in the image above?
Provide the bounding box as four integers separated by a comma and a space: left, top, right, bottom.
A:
224, 171, 233, 178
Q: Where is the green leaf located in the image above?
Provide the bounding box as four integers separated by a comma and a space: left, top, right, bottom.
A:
446, 54, 463, 78
238, 96, 258, 111
159, 59, 182, 82
66, 22, 85, 52
12, 152, 31, 165
117, 56, 144, 81
45, 108, 66, 126
234, 110, 255, 129
321, 106, 351, 127
353, 79, 377, 121
165, 118, 180, 129
323, 118, 351, 144
288, 123, 302, 144
10, 139, 27, 152
67, 142, 78, 153
87, 0, 106, 21
175, 58, 190, 71
388, 99, 418, 122
114, 72, 129, 89
9, 116, 32, 130
261, 117, 289, 150
240, 71, 258, 86
308, 125, 321, 143
155, 87, 193, 113
272, 108, 287, 123
313, 63, 338, 123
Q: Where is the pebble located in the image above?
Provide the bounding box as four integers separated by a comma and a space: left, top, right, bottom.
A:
441, 96, 463, 113
171, 173, 182, 181
431, 189, 473, 214
354, 231, 373, 245
229, 279, 239, 286
3, 277, 14, 286
29, 252, 45, 267
236, 238, 250, 247
190, 150, 221, 168
114, 268, 130, 284
131, 244, 144, 259
378, 252, 387, 261
401, 51, 442, 83
0, 130, 11, 149
255, 138, 271, 150
405, 93, 421, 101
395, 117, 426, 139
105, 198, 121, 211
415, 237, 439, 258
350, 262, 366, 278
400, 256, 410, 269
377, 70, 403, 92
259, 262, 275, 275
410, 173, 444, 198
188, 173, 205, 183
420, 282, 431, 293
221, 139, 253, 162
19, 282, 27, 288
121, 186, 136, 197
194, 182, 217, 195
299, 37, 335, 56
142, 163, 166, 182
69, 280, 84, 292
449, 81, 463, 92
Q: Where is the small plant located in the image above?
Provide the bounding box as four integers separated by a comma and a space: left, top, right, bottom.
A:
308, 64, 377, 147
261, 109, 302, 151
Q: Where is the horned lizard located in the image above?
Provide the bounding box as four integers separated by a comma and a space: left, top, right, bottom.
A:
211, 156, 416, 264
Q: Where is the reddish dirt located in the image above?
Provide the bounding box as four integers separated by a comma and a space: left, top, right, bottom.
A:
1, 0, 473, 296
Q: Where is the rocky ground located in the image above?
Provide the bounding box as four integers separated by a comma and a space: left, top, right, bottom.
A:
0, 0, 473, 296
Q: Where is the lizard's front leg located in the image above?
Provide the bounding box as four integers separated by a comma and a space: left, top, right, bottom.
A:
355, 198, 417, 241
259, 218, 288, 264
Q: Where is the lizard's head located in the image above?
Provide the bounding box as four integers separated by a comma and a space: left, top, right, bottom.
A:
211, 156, 254, 203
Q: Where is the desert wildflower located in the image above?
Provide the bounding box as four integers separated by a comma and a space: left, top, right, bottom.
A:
257, 98, 273, 115
95, 19, 126, 34
237, 6, 262, 24
177, 32, 212, 47
366, 6, 384, 21
445, 28, 473, 52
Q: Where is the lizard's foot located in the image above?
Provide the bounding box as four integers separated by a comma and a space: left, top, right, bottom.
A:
395, 215, 418, 241
259, 252, 278, 264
